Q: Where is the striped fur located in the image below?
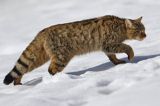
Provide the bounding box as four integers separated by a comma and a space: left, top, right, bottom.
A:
3, 15, 146, 85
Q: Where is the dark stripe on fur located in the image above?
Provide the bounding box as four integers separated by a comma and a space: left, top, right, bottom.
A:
13, 67, 22, 76
55, 62, 65, 68
23, 52, 34, 62
18, 58, 28, 68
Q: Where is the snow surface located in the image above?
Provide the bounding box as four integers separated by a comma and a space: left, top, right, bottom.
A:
0, 0, 160, 106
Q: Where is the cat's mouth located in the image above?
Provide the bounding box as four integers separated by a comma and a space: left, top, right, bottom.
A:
136, 36, 146, 41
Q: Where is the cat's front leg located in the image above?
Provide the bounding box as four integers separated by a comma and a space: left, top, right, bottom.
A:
103, 43, 134, 62
106, 54, 126, 65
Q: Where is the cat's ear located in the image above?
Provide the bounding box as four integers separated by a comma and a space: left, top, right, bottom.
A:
125, 19, 133, 28
136, 17, 143, 22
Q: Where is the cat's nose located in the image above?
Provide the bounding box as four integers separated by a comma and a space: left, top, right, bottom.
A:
141, 33, 146, 38
143, 33, 146, 38
140, 34, 146, 41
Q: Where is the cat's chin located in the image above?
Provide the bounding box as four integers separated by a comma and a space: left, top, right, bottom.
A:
135, 37, 146, 41
137, 38, 145, 41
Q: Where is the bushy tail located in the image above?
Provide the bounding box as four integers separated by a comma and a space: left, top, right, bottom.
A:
4, 30, 49, 85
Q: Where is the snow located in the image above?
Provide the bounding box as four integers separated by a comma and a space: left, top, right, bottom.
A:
0, 0, 160, 106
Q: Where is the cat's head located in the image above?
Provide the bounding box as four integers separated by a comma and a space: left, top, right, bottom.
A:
125, 17, 146, 41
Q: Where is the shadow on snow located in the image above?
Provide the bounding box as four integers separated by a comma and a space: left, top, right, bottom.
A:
67, 54, 160, 76
23, 54, 160, 86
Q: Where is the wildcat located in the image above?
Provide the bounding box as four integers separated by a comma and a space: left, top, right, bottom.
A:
3, 15, 146, 85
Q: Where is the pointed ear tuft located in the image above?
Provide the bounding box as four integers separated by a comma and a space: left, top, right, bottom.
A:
136, 16, 143, 22
125, 19, 133, 28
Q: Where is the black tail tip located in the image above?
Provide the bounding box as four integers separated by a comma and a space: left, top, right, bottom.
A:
3, 73, 14, 85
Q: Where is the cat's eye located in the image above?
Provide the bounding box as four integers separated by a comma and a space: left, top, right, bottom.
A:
141, 30, 145, 33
